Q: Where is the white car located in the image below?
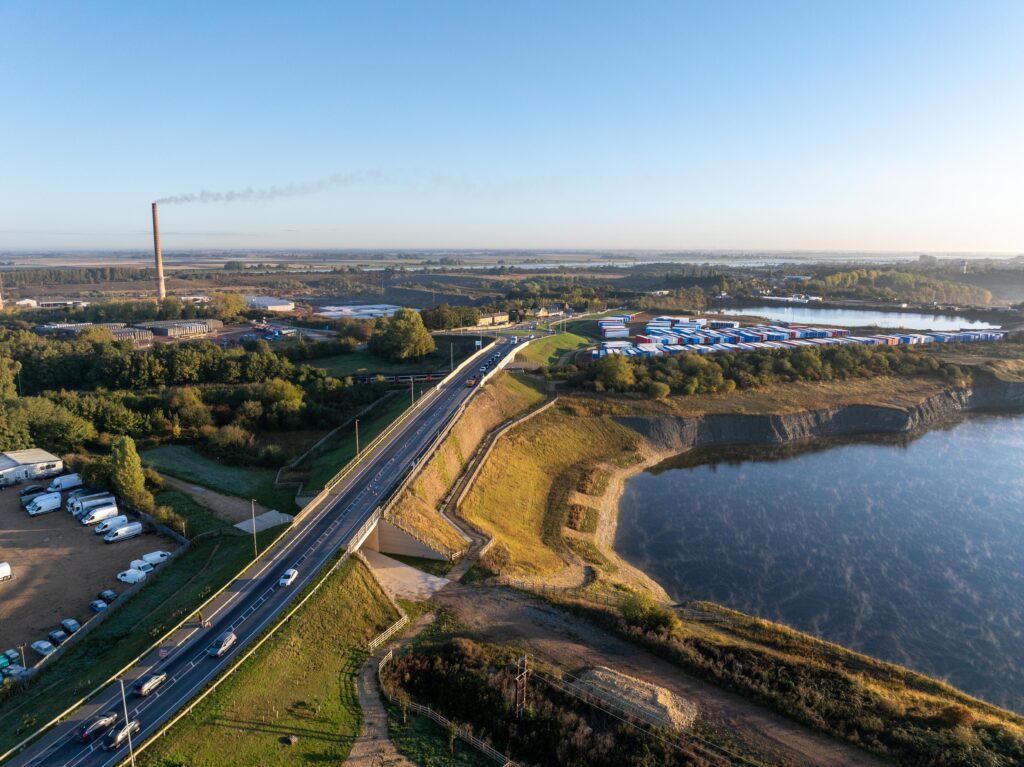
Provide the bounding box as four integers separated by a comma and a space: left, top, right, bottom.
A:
129, 560, 155, 574
117, 569, 147, 585
279, 568, 298, 587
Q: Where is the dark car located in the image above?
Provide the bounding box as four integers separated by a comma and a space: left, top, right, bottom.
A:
133, 671, 168, 697
61, 618, 81, 634
2, 649, 18, 663
18, 484, 44, 497
102, 719, 140, 751
89, 599, 108, 613
73, 710, 119, 743
98, 589, 118, 603
47, 629, 69, 647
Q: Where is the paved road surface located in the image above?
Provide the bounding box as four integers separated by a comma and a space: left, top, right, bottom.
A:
7, 340, 512, 767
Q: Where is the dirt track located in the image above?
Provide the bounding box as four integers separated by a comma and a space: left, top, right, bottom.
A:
434, 584, 889, 767
0, 490, 177, 655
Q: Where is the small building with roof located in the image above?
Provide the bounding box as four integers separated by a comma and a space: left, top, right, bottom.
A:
0, 449, 63, 487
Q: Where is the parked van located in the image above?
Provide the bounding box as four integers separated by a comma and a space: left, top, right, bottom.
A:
142, 551, 171, 566
81, 504, 118, 526
27, 493, 62, 516
71, 496, 116, 518
20, 488, 49, 507
46, 473, 82, 493
116, 569, 147, 585
0, 562, 11, 582
129, 559, 154, 573
105, 522, 143, 543
68, 492, 114, 514
94, 515, 129, 535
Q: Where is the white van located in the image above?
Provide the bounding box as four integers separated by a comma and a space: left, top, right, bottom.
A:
129, 559, 154, 573
68, 492, 114, 514
142, 551, 171, 566
81, 504, 118, 526
116, 568, 147, 584
94, 515, 129, 535
46, 473, 82, 493
26, 493, 62, 516
104, 522, 143, 543
0, 562, 11, 582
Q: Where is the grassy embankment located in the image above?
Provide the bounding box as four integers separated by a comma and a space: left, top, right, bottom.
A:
388, 371, 548, 555
0, 493, 280, 754
457, 371, 1024, 766
141, 444, 298, 513
514, 332, 592, 367
137, 557, 397, 767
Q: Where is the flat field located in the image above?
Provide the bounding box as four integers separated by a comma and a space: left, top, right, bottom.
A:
0, 489, 178, 654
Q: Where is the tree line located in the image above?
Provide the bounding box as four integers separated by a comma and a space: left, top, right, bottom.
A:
561, 343, 964, 398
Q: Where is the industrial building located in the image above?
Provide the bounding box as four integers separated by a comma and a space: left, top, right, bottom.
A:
135, 319, 223, 338
0, 449, 63, 487
246, 296, 295, 312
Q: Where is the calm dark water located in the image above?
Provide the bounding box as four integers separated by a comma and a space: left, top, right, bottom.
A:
615, 415, 1024, 711
719, 304, 999, 330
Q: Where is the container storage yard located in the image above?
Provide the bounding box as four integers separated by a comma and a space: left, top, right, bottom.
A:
593, 315, 1007, 359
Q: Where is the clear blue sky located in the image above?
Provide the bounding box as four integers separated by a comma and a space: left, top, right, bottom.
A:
1, 1, 1022, 253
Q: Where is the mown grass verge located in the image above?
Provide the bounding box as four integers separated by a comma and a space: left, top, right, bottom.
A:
138, 557, 397, 767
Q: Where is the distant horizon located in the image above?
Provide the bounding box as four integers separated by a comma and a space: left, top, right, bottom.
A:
2, 2, 1022, 253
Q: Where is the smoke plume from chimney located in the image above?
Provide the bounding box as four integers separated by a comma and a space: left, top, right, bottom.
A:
154, 170, 384, 206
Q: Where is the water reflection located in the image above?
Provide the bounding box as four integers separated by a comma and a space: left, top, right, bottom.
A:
718, 305, 1000, 330
615, 415, 1024, 711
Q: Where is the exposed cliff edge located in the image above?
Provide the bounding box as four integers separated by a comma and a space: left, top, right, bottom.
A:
615, 373, 1024, 453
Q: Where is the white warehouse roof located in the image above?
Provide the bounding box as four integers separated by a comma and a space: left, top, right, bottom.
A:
246, 296, 295, 312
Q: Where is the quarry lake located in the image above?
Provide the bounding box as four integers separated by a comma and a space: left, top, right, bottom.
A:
615, 414, 1024, 712
719, 304, 1000, 330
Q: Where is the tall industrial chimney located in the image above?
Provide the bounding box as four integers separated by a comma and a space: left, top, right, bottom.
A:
151, 202, 167, 300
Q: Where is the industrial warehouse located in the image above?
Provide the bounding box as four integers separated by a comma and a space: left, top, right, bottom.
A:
593, 315, 1008, 359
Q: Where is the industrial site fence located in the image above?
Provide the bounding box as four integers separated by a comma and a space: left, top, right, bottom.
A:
377, 649, 517, 767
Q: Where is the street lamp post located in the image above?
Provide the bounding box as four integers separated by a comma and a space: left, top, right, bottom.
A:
250, 499, 258, 558
17, 644, 25, 668
354, 418, 360, 457
120, 679, 136, 767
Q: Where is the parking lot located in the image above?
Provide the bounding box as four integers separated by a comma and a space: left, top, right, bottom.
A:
0, 488, 178, 660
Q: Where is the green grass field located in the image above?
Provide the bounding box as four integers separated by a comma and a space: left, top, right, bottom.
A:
141, 445, 298, 513
137, 558, 397, 767
515, 331, 592, 366
0, 496, 280, 754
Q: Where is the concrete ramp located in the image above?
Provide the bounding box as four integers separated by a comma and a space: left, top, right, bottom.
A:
361, 549, 450, 601
234, 510, 293, 534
